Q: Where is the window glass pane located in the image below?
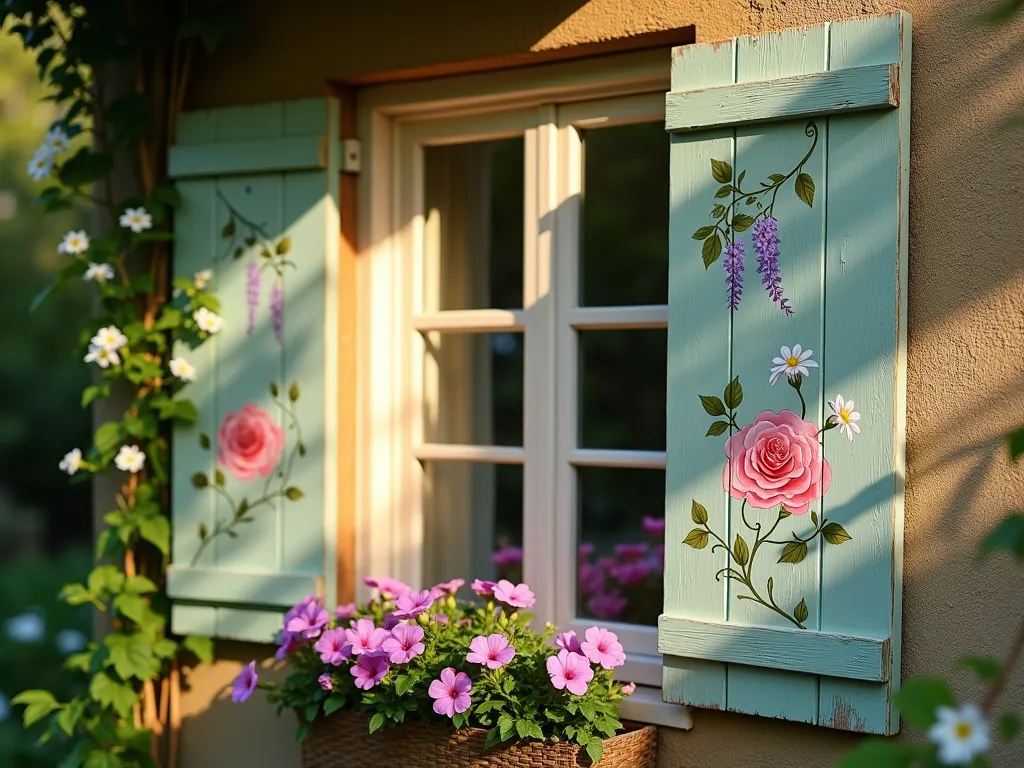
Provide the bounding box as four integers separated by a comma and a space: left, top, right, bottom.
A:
576, 467, 664, 626
578, 329, 666, 451
423, 462, 523, 591
579, 122, 668, 307
423, 331, 523, 446
423, 137, 524, 311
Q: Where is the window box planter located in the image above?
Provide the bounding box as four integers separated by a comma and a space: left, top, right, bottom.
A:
300, 711, 657, 768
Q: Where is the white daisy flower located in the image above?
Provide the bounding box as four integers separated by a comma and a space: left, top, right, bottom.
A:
928, 703, 990, 766
828, 394, 861, 441
769, 344, 819, 385
119, 207, 153, 233
27, 147, 54, 181
55, 628, 88, 655
91, 325, 128, 352
5, 612, 45, 644
84, 345, 121, 369
194, 307, 223, 334
59, 448, 83, 475
83, 262, 115, 284
58, 229, 90, 255
114, 444, 146, 474
194, 269, 213, 290
169, 357, 196, 382
44, 126, 70, 154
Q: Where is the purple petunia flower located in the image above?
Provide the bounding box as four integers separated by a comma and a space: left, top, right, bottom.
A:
428, 668, 472, 717
492, 580, 535, 609
466, 633, 516, 670
432, 579, 464, 596
285, 599, 330, 640
641, 516, 665, 537
554, 631, 582, 654
314, 628, 352, 666
335, 603, 357, 620
723, 239, 745, 310
578, 562, 605, 595
393, 589, 442, 620
232, 660, 259, 703
490, 545, 523, 568
587, 592, 628, 621
246, 261, 261, 335
752, 217, 792, 315
274, 631, 301, 660
381, 623, 426, 664
345, 618, 388, 655
614, 543, 649, 561
270, 279, 284, 343
364, 577, 412, 600
318, 674, 333, 692
471, 579, 497, 597
350, 654, 389, 690
611, 559, 653, 585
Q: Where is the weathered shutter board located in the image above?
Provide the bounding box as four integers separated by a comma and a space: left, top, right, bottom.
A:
661, 13, 909, 735
169, 98, 339, 643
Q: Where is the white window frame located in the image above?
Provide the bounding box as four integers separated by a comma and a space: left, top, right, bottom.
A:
354, 49, 691, 730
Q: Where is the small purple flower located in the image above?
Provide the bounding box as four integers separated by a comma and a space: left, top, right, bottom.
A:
578, 563, 605, 595
491, 545, 523, 568
393, 589, 442, 619
723, 239, 745, 310
641, 517, 665, 537
232, 661, 258, 703
270, 279, 284, 343
285, 600, 330, 639
611, 560, 653, 585
245, 261, 261, 335
578, 542, 595, 560
432, 579, 464, 596
614, 543, 649, 561
364, 577, 412, 600
335, 603, 357, 620
381, 624, 426, 664
350, 654, 389, 690
597, 556, 617, 572
471, 579, 497, 597
318, 674, 333, 692
274, 631, 301, 660
554, 631, 582, 654
382, 612, 401, 631
752, 217, 792, 315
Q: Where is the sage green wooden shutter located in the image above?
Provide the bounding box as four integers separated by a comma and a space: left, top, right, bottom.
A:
166, 98, 342, 642
659, 14, 910, 734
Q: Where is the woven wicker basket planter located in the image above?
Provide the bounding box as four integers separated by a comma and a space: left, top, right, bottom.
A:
301, 711, 657, 768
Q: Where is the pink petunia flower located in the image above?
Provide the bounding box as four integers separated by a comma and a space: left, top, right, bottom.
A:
318, 674, 333, 692
614, 543, 649, 561
433, 578, 465, 596
381, 624, 426, 664
466, 634, 516, 670
428, 667, 472, 718
335, 602, 358, 620
581, 627, 626, 669
471, 579, 497, 597
364, 576, 413, 600
587, 592, 628, 621
490, 545, 523, 568
642, 516, 666, 537
345, 618, 388, 655
232, 660, 259, 703
350, 654, 389, 690
621, 682, 636, 696
546, 650, 594, 696
274, 631, 302, 661
314, 628, 353, 666
393, 588, 442, 620
554, 631, 582, 654
285, 599, 330, 639
492, 580, 535, 609
433, 614, 450, 624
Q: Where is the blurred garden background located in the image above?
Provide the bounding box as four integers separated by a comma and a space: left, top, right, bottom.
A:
0, 26, 95, 768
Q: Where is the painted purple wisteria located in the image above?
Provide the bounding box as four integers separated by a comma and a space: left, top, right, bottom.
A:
245, 261, 261, 334
752, 216, 792, 315
723, 239, 744, 310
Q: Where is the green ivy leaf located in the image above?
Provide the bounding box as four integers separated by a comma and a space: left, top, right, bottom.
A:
183, 635, 214, 665
723, 376, 743, 409
702, 234, 723, 268
88, 565, 125, 596
733, 535, 749, 566
113, 594, 149, 625
795, 173, 815, 207
368, 713, 385, 734
699, 395, 726, 417
821, 522, 853, 545
12, 690, 59, 727
778, 541, 808, 564
82, 384, 110, 408
683, 529, 709, 549
89, 673, 138, 719
793, 598, 809, 624
893, 677, 956, 729
56, 699, 86, 737
710, 159, 733, 183
692, 225, 716, 240
105, 634, 158, 681
138, 515, 170, 555
94, 422, 124, 454
691, 500, 709, 525
154, 307, 182, 331
980, 513, 1024, 560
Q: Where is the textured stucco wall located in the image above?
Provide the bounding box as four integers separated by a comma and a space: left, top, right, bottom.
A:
179, 1, 1024, 765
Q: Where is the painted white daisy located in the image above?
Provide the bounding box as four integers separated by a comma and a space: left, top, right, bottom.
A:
119, 206, 153, 233
769, 344, 819, 385
828, 394, 861, 441
44, 126, 70, 154
114, 444, 146, 474
27, 147, 54, 181
194, 269, 213, 290
58, 229, 90, 255
91, 325, 128, 352
194, 307, 223, 334
55, 628, 88, 655
84, 262, 115, 284
169, 357, 196, 382
59, 448, 83, 475
5, 612, 44, 644
84, 344, 121, 369
928, 703, 990, 766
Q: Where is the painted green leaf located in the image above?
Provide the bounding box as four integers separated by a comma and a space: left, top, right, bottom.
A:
710, 159, 733, 183
683, 529, 709, 549
699, 394, 727, 417
981, 512, 1024, 560
191, 472, 208, 488
691, 500, 709, 525
736, 169, 746, 186
746, 196, 756, 204
277, 237, 292, 255
821, 522, 853, 545
712, 204, 727, 219
793, 598, 809, 624
779, 508, 792, 519
289, 382, 301, 402
810, 510, 818, 526
198, 523, 209, 541
998, 713, 1020, 742
769, 173, 787, 183
692, 225, 716, 240
893, 677, 956, 729
723, 376, 743, 409
795, 173, 815, 207
714, 184, 733, 199
285, 487, 304, 501
183, 635, 214, 665
199, 433, 211, 450
270, 382, 280, 397
706, 420, 729, 437
731, 213, 754, 232
732, 535, 749, 566
221, 219, 236, 239
215, 470, 225, 486
778, 541, 808, 564
960, 655, 1000, 683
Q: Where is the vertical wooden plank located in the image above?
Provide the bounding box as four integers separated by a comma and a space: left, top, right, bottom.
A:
663, 39, 735, 711
818, 13, 908, 735
724, 25, 827, 723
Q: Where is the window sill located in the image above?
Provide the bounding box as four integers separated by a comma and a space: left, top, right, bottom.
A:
619, 685, 693, 731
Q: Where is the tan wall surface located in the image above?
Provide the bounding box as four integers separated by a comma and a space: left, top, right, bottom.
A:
179, 0, 1024, 766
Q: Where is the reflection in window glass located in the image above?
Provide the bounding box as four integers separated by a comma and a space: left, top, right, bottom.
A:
576, 467, 665, 626
580, 122, 668, 307
423, 462, 523, 593
423, 138, 524, 311
579, 329, 667, 451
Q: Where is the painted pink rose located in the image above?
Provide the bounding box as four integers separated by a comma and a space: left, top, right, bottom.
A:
218, 403, 285, 481
722, 409, 830, 515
